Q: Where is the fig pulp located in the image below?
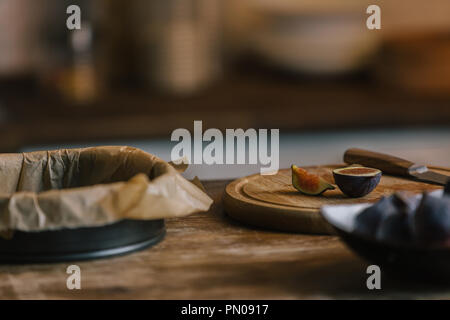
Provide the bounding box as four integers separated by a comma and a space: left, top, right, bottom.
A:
291, 165, 335, 196
332, 166, 381, 198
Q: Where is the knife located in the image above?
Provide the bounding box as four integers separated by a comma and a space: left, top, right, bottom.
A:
344, 148, 449, 186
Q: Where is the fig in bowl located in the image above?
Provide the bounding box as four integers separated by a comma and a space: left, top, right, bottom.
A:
332, 166, 381, 198
320, 189, 450, 282
413, 193, 450, 246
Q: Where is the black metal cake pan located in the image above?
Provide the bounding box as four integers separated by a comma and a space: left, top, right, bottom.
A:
0, 219, 165, 263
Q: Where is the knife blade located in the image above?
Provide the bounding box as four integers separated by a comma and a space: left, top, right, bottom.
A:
408, 169, 450, 186
344, 148, 449, 186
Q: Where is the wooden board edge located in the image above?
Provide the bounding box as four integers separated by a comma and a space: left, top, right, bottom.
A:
222, 164, 450, 235
223, 177, 335, 235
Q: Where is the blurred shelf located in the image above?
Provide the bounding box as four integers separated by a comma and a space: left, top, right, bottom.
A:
2, 71, 450, 151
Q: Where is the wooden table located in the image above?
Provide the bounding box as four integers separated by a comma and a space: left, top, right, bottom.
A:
0, 180, 449, 299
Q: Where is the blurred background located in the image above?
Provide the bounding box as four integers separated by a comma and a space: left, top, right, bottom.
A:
1, 0, 450, 179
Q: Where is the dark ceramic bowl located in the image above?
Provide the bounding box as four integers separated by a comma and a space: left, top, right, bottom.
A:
321, 194, 450, 282
333, 167, 381, 198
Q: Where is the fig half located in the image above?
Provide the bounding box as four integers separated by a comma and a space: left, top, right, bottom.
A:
291, 165, 335, 196
332, 166, 381, 198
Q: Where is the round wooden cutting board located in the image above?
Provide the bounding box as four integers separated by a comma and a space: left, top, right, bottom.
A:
223, 164, 449, 234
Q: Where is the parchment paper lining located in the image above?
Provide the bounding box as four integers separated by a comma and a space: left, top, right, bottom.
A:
0, 146, 213, 232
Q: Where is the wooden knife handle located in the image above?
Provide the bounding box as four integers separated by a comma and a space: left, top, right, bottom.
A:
344, 148, 415, 176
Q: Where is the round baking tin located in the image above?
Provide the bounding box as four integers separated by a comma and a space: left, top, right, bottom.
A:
0, 219, 165, 263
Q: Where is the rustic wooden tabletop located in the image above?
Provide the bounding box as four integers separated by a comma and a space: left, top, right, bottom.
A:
0, 180, 449, 299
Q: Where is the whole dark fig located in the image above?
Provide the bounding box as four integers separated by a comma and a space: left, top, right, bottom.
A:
413, 193, 450, 245
355, 196, 398, 237
376, 209, 412, 245
444, 180, 450, 197
391, 192, 419, 213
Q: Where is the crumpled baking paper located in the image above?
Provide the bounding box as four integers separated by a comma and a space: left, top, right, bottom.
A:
0, 146, 213, 232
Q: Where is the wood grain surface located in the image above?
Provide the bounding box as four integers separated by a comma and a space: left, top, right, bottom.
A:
224, 165, 446, 234
0, 180, 449, 300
